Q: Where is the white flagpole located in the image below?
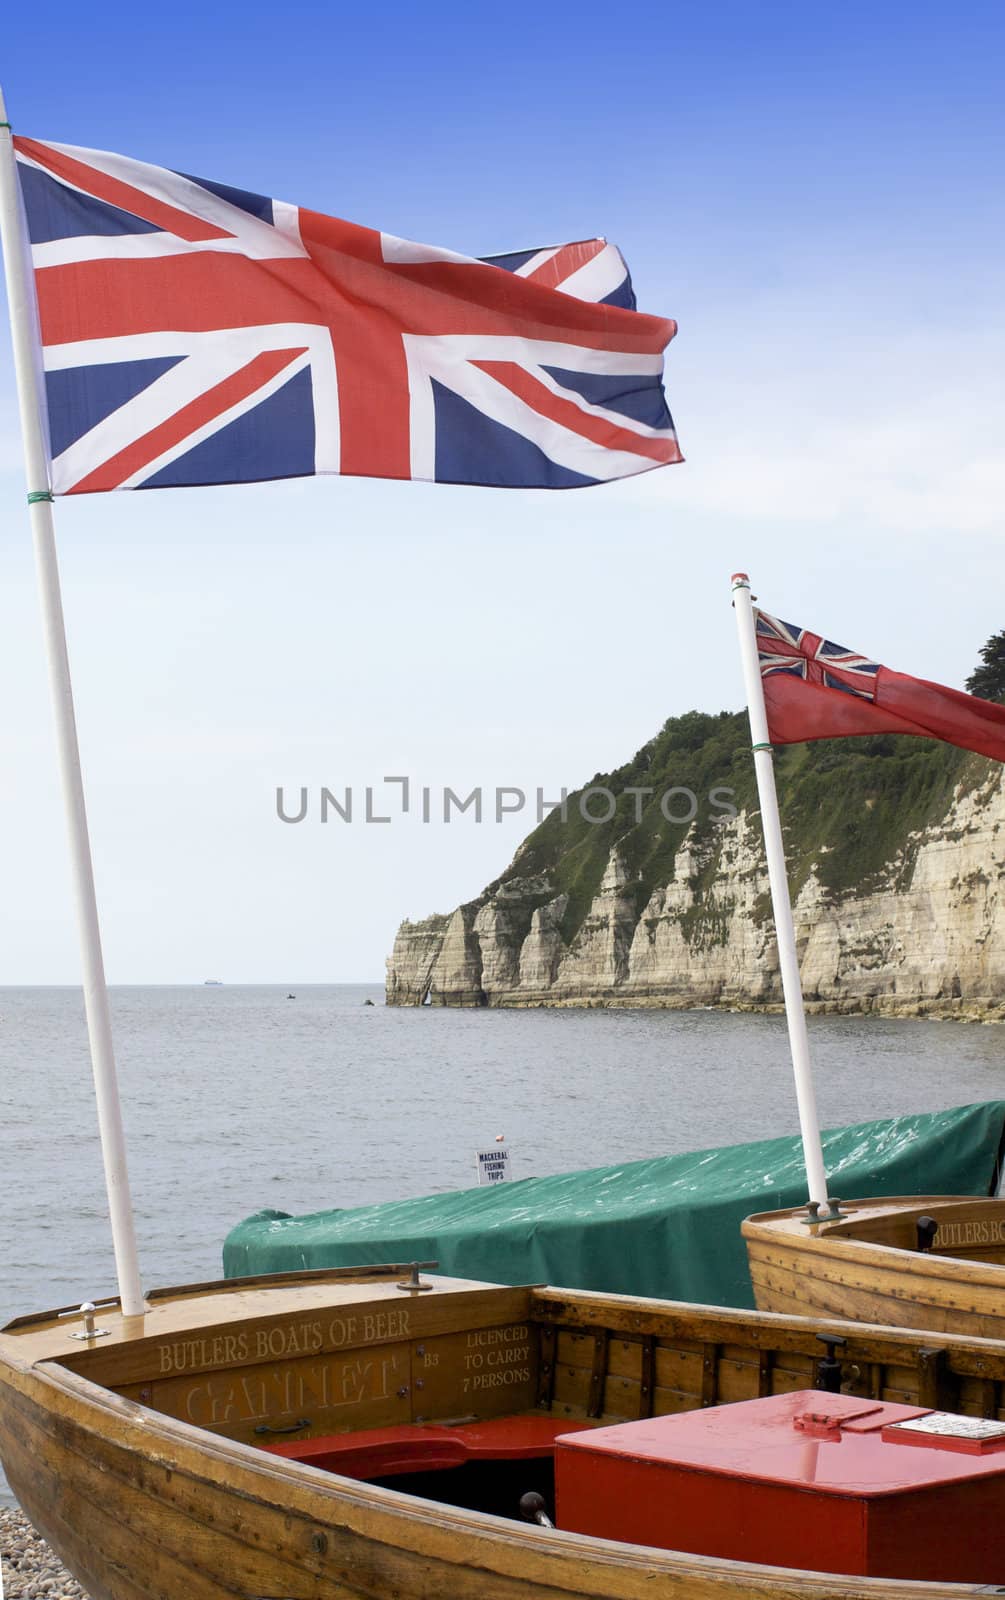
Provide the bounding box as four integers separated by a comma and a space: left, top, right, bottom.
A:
731, 572, 830, 1209
0, 91, 146, 1316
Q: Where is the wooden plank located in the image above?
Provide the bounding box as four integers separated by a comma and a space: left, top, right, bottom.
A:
607, 1338, 642, 1381
758, 1348, 774, 1398
880, 1383, 916, 1406
639, 1335, 654, 1419
550, 1396, 588, 1422
769, 1367, 815, 1399
533, 1294, 780, 1351
765, 1199, 1005, 1256
602, 1373, 641, 1419
824, 1200, 1005, 1257
652, 1386, 701, 1418
60, 1284, 535, 1390
701, 1343, 719, 1408
556, 1329, 595, 1370
748, 1254, 972, 1341
1, 1261, 414, 1330
413, 1323, 536, 1423
552, 1361, 591, 1412
721, 1342, 757, 1364
880, 1364, 917, 1397
531, 1287, 991, 1375
654, 1345, 702, 1398
716, 1357, 760, 1406
747, 1256, 924, 1330
772, 1351, 814, 1382
143, 1339, 412, 1444
0, 1404, 317, 1600
957, 1377, 987, 1418
916, 1347, 949, 1411
587, 1331, 608, 1419
536, 1324, 556, 1409
536, 1281, 1005, 1424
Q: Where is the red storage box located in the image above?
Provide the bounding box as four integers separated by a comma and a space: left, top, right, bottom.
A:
555, 1389, 1005, 1582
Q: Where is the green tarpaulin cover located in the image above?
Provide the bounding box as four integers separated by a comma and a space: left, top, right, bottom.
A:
223, 1102, 1005, 1309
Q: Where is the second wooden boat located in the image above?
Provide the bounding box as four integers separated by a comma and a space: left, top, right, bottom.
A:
743, 1193, 1005, 1338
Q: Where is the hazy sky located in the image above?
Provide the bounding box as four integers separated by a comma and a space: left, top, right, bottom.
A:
1, 0, 1002, 983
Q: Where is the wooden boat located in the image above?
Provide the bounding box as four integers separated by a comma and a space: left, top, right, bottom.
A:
743, 1193, 1005, 1339
8, 1261, 1005, 1598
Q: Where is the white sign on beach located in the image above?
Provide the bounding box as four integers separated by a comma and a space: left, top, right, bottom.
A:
475, 1146, 511, 1185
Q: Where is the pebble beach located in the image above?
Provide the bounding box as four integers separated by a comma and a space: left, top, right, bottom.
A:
1, 1508, 89, 1599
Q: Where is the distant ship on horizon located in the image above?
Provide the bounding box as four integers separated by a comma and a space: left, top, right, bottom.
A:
203, 979, 223, 986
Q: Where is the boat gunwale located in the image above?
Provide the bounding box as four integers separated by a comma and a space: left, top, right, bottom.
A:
742, 1197, 1005, 1286
1, 1261, 458, 1333
14, 1275, 1005, 1380
742, 1196, 996, 1233
529, 1284, 1005, 1353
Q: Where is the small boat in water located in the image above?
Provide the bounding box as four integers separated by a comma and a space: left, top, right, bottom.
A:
743, 1193, 1005, 1339
8, 1261, 1005, 1597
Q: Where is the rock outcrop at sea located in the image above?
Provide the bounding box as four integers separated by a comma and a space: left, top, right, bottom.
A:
387, 719, 1005, 1019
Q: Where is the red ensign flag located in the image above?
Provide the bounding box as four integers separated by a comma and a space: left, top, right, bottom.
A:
756, 611, 1005, 763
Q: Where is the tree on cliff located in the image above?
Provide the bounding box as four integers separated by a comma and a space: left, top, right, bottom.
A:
966, 632, 1005, 703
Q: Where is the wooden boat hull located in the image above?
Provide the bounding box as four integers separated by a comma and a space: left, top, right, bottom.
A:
743, 1195, 1005, 1340
4, 1266, 1005, 1599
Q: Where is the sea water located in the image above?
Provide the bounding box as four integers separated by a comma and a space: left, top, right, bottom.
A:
1, 984, 1004, 1502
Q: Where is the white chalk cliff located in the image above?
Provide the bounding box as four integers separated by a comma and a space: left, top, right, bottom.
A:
386, 762, 1005, 1019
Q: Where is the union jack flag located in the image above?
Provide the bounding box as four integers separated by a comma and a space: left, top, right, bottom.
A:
756, 611, 880, 701
13, 138, 682, 495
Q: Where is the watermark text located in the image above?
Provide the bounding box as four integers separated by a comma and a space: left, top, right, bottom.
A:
275, 778, 736, 827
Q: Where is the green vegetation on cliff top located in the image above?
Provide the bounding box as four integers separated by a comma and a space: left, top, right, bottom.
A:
488, 712, 986, 950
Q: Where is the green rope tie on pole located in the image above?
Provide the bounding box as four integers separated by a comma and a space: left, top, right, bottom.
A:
751, 742, 773, 753
27, 490, 54, 504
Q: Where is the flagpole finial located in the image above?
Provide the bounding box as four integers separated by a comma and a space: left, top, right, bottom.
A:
731, 571, 750, 588
0, 87, 9, 127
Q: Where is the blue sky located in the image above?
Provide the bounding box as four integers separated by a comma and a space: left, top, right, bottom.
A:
1, 0, 1003, 981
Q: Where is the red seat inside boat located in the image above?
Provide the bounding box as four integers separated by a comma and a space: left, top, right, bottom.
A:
260, 1414, 590, 1479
